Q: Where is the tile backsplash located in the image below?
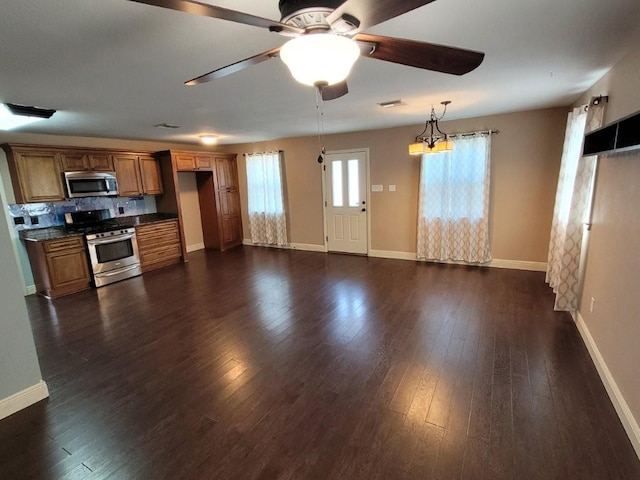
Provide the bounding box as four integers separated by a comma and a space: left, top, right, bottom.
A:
8, 196, 155, 231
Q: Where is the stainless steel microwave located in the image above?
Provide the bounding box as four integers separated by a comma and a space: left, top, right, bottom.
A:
64, 171, 118, 198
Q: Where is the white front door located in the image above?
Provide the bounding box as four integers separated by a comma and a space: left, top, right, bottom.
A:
324, 151, 368, 254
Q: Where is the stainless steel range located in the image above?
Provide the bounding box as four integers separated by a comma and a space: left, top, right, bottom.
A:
64, 209, 142, 287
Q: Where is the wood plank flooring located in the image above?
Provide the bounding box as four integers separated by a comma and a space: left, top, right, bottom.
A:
1, 247, 639, 479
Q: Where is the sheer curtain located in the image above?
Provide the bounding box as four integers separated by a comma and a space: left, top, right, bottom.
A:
417, 134, 491, 263
546, 103, 604, 311
245, 151, 287, 246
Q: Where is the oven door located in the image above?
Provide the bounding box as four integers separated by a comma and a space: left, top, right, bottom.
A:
87, 232, 140, 275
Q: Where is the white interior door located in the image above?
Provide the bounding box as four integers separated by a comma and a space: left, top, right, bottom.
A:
324, 151, 368, 254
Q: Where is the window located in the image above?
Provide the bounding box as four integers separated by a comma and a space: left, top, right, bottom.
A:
245, 151, 287, 245
417, 134, 491, 263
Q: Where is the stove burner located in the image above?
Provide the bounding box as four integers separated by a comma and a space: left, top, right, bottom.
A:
64, 208, 133, 234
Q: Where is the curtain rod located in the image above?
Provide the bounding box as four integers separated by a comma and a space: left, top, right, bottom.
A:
419, 129, 499, 142
446, 129, 500, 139
243, 150, 283, 156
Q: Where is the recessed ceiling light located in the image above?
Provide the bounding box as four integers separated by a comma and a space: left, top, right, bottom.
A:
0, 103, 56, 131
154, 123, 181, 129
378, 99, 405, 108
199, 135, 218, 145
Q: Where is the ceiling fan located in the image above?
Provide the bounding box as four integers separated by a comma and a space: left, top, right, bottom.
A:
129, 0, 485, 101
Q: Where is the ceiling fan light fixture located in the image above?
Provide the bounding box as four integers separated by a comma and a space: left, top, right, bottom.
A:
280, 34, 360, 86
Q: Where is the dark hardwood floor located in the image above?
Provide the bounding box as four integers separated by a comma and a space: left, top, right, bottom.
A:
1, 247, 639, 479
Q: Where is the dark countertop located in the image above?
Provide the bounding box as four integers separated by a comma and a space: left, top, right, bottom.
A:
20, 227, 84, 242
113, 212, 179, 227
19, 213, 179, 242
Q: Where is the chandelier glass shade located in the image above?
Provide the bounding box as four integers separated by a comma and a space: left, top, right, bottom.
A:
408, 101, 454, 155
280, 34, 360, 87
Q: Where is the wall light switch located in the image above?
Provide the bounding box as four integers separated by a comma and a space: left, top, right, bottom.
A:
389, 184, 396, 192
371, 185, 383, 192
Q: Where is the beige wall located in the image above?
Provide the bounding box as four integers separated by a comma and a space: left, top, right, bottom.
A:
222, 107, 566, 262
177, 172, 204, 250
575, 37, 640, 446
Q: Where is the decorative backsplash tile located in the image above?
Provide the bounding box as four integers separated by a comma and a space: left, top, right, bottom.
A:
7, 196, 154, 231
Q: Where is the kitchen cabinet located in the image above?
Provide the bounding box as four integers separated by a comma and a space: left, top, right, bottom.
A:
1, 144, 66, 203
156, 149, 242, 253
25, 236, 91, 298
113, 154, 163, 196
136, 220, 182, 272
139, 155, 163, 194
195, 154, 242, 251
61, 152, 114, 172
211, 154, 242, 250
175, 153, 214, 171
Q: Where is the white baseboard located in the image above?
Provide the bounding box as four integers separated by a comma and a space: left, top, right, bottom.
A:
0, 380, 49, 421
369, 250, 547, 272
575, 311, 640, 459
245, 244, 547, 272
186, 242, 205, 253
24, 285, 36, 296
290, 242, 327, 253
488, 259, 547, 272
242, 239, 327, 253
369, 249, 416, 260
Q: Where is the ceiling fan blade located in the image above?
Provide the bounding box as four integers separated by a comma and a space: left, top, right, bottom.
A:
320, 81, 349, 101
128, 0, 303, 36
185, 47, 281, 85
327, 0, 435, 33
355, 33, 484, 76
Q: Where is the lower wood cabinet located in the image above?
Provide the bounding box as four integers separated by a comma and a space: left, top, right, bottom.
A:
25, 236, 91, 298
136, 220, 182, 272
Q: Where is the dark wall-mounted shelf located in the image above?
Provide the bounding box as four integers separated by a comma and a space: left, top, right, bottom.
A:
583, 109, 640, 156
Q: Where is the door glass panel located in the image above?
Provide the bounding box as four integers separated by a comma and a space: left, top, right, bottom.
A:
348, 159, 359, 207
332, 161, 343, 207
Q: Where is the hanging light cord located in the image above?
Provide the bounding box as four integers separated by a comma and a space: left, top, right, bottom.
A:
315, 88, 326, 157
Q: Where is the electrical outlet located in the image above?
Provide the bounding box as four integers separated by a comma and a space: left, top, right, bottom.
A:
118, 207, 125, 214
30, 216, 39, 225
590, 297, 595, 313
13, 216, 25, 225
371, 185, 383, 192
389, 184, 396, 192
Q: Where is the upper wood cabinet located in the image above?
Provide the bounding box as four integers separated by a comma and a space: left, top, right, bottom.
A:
139, 155, 163, 194
2, 144, 163, 203
113, 154, 143, 196
61, 152, 114, 172
175, 152, 214, 171
113, 154, 163, 197
1, 145, 65, 203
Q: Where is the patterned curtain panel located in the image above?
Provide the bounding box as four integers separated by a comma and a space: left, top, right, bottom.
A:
546, 103, 604, 311
417, 134, 491, 263
246, 151, 287, 246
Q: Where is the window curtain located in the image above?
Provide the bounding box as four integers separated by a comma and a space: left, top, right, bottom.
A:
546, 102, 604, 311
245, 151, 287, 246
417, 134, 492, 263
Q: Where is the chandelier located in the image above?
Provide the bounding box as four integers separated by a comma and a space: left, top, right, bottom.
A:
408, 101, 454, 155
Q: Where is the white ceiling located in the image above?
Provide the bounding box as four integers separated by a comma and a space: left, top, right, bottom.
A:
1, 0, 639, 145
